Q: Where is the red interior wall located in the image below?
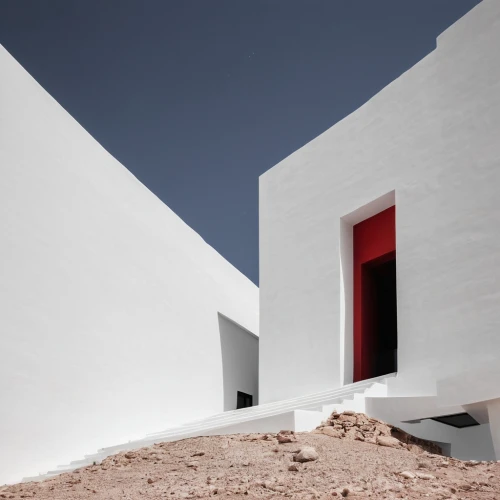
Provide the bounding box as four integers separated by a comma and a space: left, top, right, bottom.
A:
353, 206, 396, 382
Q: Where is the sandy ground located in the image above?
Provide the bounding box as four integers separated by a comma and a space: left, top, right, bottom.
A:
1, 413, 499, 499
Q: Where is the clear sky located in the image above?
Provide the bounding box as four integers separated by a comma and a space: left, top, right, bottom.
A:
0, 0, 481, 284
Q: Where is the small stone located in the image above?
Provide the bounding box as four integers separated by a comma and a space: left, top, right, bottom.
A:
374, 423, 392, 436
147, 478, 153, 484
322, 427, 344, 438
277, 430, 296, 444
341, 487, 350, 497
415, 472, 435, 480
376, 436, 403, 448
354, 431, 365, 441
339, 414, 357, 424
293, 446, 319, 463
400, 471, 416, 479
288, 463, 299, 472
192, 452, 205, 457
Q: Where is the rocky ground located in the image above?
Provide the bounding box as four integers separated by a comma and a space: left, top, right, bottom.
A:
1, 412, 499, 499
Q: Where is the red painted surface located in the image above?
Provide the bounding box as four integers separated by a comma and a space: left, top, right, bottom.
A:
353, 206, 396, 382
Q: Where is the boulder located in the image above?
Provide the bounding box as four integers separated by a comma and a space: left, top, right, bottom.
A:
293, 447, 319, 463
321, 427, 343, 438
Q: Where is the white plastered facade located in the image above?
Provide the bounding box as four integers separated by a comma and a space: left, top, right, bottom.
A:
0, 45, 258, 485
3, 0, 500, 485
259, 0, 500, 425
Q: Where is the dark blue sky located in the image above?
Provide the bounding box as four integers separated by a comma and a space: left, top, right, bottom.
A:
0, 0, 480, 284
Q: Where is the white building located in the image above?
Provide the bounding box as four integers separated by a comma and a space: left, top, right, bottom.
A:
259, 0, 500, 462
0, 44, 258, 485
1, 0, 500, 486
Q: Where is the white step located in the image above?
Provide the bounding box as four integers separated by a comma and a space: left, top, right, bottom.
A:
22, 374, 395, 482
145, 378, 391, 439
162, 375, 392, 431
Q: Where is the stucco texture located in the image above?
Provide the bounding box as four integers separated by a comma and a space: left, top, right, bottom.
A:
259, 0, 500, 403
0, 46, 258, 484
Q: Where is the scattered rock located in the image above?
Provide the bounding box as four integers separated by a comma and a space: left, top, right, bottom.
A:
3, 412, 495, 500
294, 447, 319, 463
466, 460, 480, 466
415, 472, 436, 480
315, 411, 442, 456
400, 471, 416, 479
321, 427, 344, 439
339, 414, 357, 424
376, 436, 403, 449
277, 430, 297, 444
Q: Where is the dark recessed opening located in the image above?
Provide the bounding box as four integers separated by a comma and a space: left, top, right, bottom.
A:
236, 391, 253, 409
430, 413, 480, 428
362, 253, 398, 378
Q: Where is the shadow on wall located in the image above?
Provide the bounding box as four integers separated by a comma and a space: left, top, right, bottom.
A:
218, 313, 259, 411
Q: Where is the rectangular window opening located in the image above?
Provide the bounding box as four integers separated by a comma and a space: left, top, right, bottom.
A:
430, 413, 480, 428
236, 391, 253, 409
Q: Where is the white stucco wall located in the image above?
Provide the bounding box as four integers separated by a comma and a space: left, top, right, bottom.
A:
219, 313, 259, 410
259, 0, 500, 404
0, 46, 258, 485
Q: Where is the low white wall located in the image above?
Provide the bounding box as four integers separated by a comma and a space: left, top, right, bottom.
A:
259, 0, 500, 406
219, 314, 259, 410
396, 420, 495, 461
366, 396, 496, 460
0, 46, 258, 485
